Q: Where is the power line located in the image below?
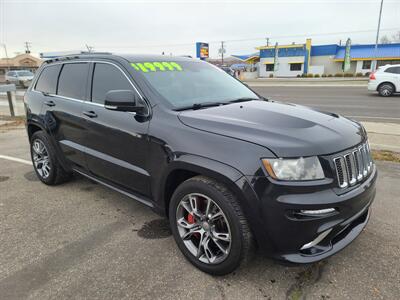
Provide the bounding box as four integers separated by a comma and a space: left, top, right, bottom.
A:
93, 27, 399, 50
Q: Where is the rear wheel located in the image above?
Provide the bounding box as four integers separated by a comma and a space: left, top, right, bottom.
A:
30, 131, 71, 185
169, 176, 254, 275
378, 83, 394, 97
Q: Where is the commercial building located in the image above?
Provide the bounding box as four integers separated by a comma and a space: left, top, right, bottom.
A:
0, 53, 42, 81
232, 39, 400, 77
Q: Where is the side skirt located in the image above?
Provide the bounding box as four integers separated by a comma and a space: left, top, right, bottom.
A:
73, 168, 154, 208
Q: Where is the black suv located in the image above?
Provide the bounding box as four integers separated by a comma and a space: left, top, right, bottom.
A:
25, 54, 377, 275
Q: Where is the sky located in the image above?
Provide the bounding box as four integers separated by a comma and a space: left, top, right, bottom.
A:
0, 0, 399, 59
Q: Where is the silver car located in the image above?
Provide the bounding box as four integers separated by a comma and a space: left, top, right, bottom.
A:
5, 70, 35, 87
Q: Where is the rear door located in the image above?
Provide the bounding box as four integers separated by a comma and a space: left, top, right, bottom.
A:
384, 66, 400, 91
81, 61, 151, 196
42, 62, 90, 169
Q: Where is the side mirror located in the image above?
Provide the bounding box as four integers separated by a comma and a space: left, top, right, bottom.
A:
104, 90, 145, 113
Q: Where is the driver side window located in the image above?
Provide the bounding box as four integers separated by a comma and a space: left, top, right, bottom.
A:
91, 63, 135, 104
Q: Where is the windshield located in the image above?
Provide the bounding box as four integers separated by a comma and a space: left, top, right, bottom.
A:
134, 60, 258, 109
16, 71, 33, 76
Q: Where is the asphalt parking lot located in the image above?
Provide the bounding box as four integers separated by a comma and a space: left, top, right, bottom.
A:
251, 86, 400, 124
1, 125, 400, 299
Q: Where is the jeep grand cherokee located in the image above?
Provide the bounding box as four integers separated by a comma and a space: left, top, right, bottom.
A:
25, 53, 377, 275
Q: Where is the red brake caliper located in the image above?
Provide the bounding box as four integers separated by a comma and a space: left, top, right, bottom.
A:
187, 213, 195, 224
187, 212, 200, 239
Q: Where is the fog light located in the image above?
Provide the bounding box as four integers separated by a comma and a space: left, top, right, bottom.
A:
300, 229, 332, 250
300, 208, 336, 215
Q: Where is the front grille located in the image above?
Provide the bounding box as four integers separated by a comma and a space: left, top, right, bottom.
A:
333, 142, 373, 188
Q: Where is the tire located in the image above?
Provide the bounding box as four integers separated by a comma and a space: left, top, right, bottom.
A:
30, 131, 72, 185
378, 83, 394, 97
169, 176, 254, 275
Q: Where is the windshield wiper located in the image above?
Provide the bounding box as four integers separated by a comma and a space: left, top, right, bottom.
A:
175, 101, 224, 111
227, 97, 259, 103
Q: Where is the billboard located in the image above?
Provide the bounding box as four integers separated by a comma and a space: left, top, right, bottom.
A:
196, 42, 209, 60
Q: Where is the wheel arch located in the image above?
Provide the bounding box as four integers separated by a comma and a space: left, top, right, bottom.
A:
27, 121, 46, 141
157, 155, 245, 217
377, 81, 396, 92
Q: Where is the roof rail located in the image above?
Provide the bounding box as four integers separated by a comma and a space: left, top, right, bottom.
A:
43, 51, 113, 64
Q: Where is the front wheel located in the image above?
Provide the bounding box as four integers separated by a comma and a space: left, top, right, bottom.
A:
169, 176, 254, 275
378, 83, 394, 97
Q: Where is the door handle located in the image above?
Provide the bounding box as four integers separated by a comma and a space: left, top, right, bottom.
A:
82, 110, 98, 118
44, 100, 55, 107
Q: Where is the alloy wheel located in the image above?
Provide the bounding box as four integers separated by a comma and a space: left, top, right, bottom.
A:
32, 139, 51, 179
381, 85, 393, 96
176, 193, 232, 264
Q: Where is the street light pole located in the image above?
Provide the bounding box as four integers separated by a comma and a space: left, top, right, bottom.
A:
372, 0, 384, 71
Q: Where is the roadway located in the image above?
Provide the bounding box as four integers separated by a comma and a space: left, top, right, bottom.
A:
250, 86, 400, 124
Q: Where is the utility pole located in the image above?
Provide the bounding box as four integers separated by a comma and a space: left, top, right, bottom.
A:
371, 0, 384, 71
85, 44, 94, 52
219, 41, 225, 65
0, 43, 10, 71
266, 37, 270, 47
24, 41, 31, 54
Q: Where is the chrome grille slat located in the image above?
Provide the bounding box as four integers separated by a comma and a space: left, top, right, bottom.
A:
334, 157, 348, 188
333, 142, 373, 189
344, 153, 357, 186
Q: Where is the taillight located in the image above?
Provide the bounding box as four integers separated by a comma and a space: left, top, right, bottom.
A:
369, 72, 376, 80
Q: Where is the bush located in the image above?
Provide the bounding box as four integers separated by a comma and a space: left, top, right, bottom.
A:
301, 73, 307, 77
355, 72, 363, 77
307, 73, 314, 78
344, 73, 354, 77
296, 74, 301, 78
321, 74, 327, 77
334, 73, 344, 77
314, 74, 320, 78
327, 74, 333, 77
365, 72, 371, 77
269, 73, 274, 78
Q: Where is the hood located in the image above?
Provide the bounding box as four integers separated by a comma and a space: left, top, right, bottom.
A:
178, 100, 365, 157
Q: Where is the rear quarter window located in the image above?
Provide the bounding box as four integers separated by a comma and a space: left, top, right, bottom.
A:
384, 67, 400, 74
35, 64, 62, 94
57, 63, 89, 99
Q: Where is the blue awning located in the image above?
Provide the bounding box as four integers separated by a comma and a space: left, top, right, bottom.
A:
231, 53, 259, 62
334, 43, 400, 60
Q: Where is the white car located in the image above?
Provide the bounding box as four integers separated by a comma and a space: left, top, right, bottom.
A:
368, 64, 400, 96
5, 70, 35, 87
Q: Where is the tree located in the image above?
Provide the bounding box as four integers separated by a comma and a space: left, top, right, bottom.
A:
380, 35, 391, 44
391, 31, 400, 43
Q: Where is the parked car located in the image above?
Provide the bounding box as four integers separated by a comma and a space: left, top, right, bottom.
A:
220, 65, 234, 76
25, 54, 377, 275
368, 64, 400, 96
5, 70, 35, 87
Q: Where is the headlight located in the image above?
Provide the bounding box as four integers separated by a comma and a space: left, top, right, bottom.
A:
262, 157, 324, 181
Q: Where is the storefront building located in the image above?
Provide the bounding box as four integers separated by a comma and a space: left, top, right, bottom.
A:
232, 39, 400, 78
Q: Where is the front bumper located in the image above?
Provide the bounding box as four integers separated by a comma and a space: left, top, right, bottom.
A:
236, 164, 377, 264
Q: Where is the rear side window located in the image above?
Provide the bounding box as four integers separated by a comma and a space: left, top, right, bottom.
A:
91, 63, 133, 104
57, 63, 89, 99
384, 67, 400, 74
35, 64, 61, 94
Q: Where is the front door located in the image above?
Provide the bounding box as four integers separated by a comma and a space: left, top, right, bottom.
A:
81, 61, 151, 196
